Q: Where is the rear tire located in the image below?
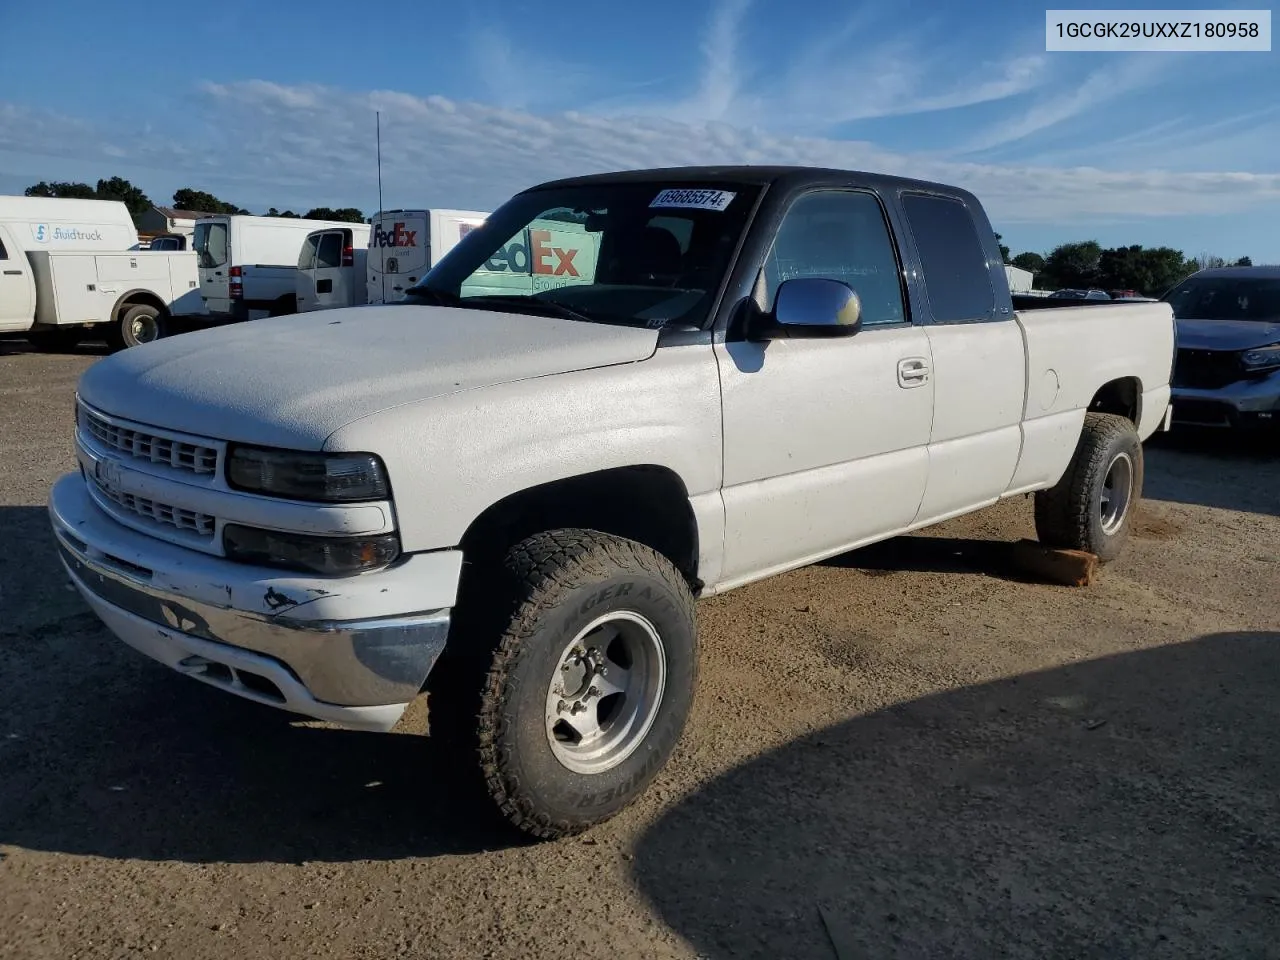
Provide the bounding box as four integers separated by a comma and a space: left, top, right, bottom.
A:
1035, 413, 1144, 562
110, 304, 167, 349
433, 529, 699, 840
26, 327, 84, 352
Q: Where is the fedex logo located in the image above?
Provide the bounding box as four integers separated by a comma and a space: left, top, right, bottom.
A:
484, 229, 581, 276
371, 221, 418, 249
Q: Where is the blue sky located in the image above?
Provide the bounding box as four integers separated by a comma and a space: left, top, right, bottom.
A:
1, 0, 1277, 262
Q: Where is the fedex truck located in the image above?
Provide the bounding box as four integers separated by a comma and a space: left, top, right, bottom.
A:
0, 196, 202, 350
367, 209, 488, 304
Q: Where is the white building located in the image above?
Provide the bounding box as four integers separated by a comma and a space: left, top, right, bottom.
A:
137, 206, 212, 240
1004, 264, 1035, 293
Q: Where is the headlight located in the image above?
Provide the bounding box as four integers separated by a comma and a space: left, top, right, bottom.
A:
223, 524, 400, 575
226, 445, 390, 502
1241, 345, 1280, 373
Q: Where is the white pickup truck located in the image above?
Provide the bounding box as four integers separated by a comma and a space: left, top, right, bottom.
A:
49, 166, 1175, 840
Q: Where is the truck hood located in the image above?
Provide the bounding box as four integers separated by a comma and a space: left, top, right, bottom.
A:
1175, 317, 1280, 351
77, 305, 660, 449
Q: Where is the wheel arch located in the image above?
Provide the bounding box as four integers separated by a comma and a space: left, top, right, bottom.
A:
457, 464, 703, 591
111, 289, 170, 324
1087, 376, 1143, 426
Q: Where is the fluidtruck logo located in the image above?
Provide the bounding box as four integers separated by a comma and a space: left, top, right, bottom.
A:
371, 222, 418, 248
31, 223, 104, 243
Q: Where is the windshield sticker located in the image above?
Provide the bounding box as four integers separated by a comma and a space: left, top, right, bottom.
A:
650, 188, 736, 212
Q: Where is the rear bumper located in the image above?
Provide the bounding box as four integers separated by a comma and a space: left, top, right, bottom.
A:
49, 473, 461, 732
1171, 373, 1280, 428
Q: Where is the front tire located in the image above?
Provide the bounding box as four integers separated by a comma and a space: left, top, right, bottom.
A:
446, 529, 699, 840
1035, 413, 1144, 562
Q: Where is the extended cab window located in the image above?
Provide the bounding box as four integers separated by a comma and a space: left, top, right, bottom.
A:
763, 190, 906, 326
902, 193, 996, 323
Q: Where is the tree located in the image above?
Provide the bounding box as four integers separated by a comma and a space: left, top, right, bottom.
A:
1011, 252, 1045, 274
304, 206, 366, 223
1195, 252, 1227, 271
266, 207, 300, 218
95, 176, 151, 224
1040, 241, 1103, 289
994, 232, 1011, 262
1234, 256, 1253, 267
173, 188, 247, 215
24, 180, 97, 199
1096, 244, 1196, 297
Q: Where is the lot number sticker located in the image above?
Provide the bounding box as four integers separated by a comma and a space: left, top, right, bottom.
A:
650, 188, 737, 211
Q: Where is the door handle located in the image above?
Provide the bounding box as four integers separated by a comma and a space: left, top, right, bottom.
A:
897, 357, 931, 387
3, 269, 21, 276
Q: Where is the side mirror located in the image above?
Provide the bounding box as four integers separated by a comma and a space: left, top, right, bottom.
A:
749, 277, 862, 341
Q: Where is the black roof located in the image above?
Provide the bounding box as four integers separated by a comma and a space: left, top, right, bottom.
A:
522, 164, 971, 199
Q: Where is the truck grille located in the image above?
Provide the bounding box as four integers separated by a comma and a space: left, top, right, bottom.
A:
80, 405, 219, 476
89, 472, 217, 538
1172, 349, 1242, 390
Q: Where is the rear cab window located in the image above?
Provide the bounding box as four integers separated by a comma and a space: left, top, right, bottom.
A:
901, 193, 997, 323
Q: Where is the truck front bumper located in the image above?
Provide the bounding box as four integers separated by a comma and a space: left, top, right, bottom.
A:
48, 473, 462, 732
1171, 371, 1280, 429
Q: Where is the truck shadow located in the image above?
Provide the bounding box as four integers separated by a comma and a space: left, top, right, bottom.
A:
0, 507, 527, 863
632, 631, 1280, 959
0, 336, 112, 358
821, 535, 1025, 581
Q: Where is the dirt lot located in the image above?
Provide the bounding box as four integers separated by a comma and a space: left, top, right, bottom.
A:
1, 337, 1278, 959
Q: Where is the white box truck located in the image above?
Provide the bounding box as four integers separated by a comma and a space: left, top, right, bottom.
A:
367, 209, 488, 304
0, 196, 202, 350
192, 214, 371, 324
294, 223, 373, 313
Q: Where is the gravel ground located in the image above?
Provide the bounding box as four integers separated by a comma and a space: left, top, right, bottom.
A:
1, 337, 1278, 959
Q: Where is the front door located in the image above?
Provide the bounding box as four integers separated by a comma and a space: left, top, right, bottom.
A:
0, 225, 35, 332
715, 189, 936, 586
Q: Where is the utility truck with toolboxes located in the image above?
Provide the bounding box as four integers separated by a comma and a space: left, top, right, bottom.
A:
0, 196, 202, 349
50, 166, 1175, 840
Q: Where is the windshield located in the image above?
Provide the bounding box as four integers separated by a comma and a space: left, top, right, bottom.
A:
1162, 275, 1280, 321
193, 221, 228, 269
408, 182, 762, 328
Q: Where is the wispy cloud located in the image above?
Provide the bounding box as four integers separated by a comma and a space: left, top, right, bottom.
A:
603, 2, 1048, 133
467, 24, 594, 111
955, 54, 1172, 155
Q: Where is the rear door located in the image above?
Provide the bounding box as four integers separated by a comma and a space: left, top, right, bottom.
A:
369, 213, 429, 303
294, 232, 321, 312
898, 192, 1026, 523
194, 218, 231, 314
310, 230, 347, 310
0, 225, 36, 331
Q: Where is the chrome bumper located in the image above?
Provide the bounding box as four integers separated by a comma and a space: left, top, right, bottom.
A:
49, 473, 458, 732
